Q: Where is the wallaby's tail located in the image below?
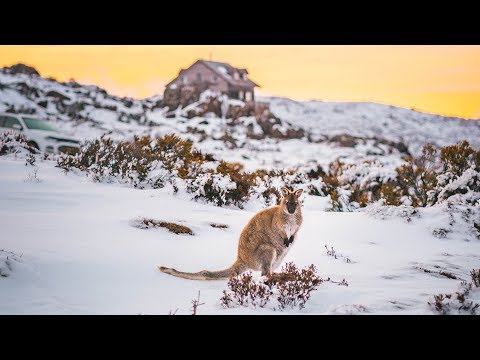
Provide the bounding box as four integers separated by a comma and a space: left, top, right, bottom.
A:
158, 260, 245, 280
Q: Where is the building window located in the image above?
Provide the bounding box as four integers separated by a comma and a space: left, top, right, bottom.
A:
196, 73, 201, 82
239, 90, 244, 100
233, 72, 239, 80
245, 91, 252, 101
242, 73, 247, 80
182, 76, 187, 84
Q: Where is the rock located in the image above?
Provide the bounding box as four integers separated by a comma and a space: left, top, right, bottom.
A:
163, 84, 206, 110
46, 90, 71, 101
37, 100, 48, 108
3, 63, 40, 76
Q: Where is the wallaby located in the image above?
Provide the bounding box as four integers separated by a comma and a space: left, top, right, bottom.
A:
159, 187, 304, 280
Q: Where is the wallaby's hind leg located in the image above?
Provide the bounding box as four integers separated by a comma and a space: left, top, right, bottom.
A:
256, 245, 277, 276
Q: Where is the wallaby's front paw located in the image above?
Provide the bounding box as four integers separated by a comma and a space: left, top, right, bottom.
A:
284, 236, 294, 247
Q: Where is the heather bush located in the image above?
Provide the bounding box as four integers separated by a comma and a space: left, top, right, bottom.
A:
428, 267, 480, 315
221, 262, 326, 310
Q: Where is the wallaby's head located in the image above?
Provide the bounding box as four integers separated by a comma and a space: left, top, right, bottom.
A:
280, 187, 304, 214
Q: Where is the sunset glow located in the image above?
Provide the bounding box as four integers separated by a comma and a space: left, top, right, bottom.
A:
1, 45, 480, 119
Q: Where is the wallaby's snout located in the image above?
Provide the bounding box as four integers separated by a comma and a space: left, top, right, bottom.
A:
286, 198, 297, 214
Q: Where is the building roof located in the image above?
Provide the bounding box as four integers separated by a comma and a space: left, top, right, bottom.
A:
199, 60, 259, 88
165, 59, 260, 89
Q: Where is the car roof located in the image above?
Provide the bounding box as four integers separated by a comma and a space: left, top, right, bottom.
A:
0, 113, 43, 120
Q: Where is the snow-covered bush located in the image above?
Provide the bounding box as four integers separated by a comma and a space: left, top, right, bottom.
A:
252, 169, 320, 206
187, 172, 238, 207
365, 201, 420, 223
374, 141, 479, 209
435, 141, 480, 204
366, 141, 480, 239
57, 134, 212, 189
56, 132, 478, 215
377, 144, 438, 207
0, 130, 37, 156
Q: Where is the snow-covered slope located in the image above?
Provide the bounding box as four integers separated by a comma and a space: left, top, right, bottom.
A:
1, 158, 479, 314
266, 97, 480, 154
1, 67, 480, 172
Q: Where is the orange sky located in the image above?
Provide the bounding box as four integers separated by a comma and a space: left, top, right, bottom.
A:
1, 45, 480, 119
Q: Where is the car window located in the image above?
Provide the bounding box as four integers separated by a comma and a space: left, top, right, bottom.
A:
1, 116, 23, 130
0, 115, 15, 127
22, 117, 57, 131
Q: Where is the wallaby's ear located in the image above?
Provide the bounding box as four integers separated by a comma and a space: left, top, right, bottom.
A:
280, 187, 290, 197
294, 188, 304, 198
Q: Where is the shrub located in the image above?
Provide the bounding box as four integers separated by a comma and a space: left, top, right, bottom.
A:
379, 182, 402, 206
435, 141, 480, 204
322, 160, 343, 195
394, 144, 439, 207
220, 272, 273, 308
216, 161, 258, 205
221, 262, 325, 310
440, 140, 477, 177
55, 133, 478, 212
154, 133, 207, 179
187, 161, 303, 208
130, 218, 194, 235
187, 172, 238, 207
471, 269, 480, 288
57, 134, 211, 189
428, 267, 480, 315
349, 184, 370, 207
210, 223, 229, 229
0, 131, 37, 156
270, 262, 324, 310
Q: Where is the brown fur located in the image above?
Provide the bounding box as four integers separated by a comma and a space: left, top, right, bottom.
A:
159, 187, 304, 280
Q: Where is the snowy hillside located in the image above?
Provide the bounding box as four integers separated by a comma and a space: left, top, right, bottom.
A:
1, 65, 480, 172
1, 157, 479, 314
266, 96, 480, 154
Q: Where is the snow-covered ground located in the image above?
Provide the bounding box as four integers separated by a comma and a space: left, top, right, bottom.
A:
1, 157, 479, 314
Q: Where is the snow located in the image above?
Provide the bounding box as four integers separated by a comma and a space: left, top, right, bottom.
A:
217, 66, 228, 75
1, 157, 479, 314
266, 97, 480, 155
1, 69, 480, 314
0, 88, 39, 113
